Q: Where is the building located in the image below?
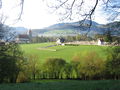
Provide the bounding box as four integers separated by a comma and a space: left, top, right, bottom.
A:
56, 38, 65, 45
0, 40, 5, 45
15, 30, 32, 43
98, 38, 104, 45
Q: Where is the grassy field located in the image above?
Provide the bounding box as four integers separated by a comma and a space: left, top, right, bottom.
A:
0, 43, 118, 90
21, 43, 108, 63
0, 80, 120, 90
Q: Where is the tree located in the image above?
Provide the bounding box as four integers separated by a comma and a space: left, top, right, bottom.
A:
26, 55, 40, 80
42, 58, 66, 79
76, 34, 81, 41
0, 0, 24, 21
45, 0, 120, 26
0, 22, 25, 83
0, 42, 24, 83
105, 47, 120, 79
1, 0, 120, 25
72, 51, 105, 80
104, 30, 113, 42
59, 63, 72, 79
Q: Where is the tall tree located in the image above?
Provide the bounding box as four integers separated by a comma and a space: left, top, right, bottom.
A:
0, 21, 24, 83
45, 0, 120, 26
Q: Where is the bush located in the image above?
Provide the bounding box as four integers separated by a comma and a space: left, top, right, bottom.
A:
0, 43, 25, 83
105, 47, 120, 79
59, 63, 73, 79
16, 72, 29, 83
25, 55, 40, 80
42, 58, 66, 79
72, 51, 105, 80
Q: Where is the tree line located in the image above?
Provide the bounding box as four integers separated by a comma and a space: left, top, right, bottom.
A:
0, 40, 120, 83
1, 40, 119, 83
31, 33, 120, 44
0, 23, 120, 83
16, 46, 120, 82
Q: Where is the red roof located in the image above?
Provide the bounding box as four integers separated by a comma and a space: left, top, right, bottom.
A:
18, 34, 29, 38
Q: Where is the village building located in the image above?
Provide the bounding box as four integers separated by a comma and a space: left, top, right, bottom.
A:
98, 38, 104, 45
0, 40, 9, 45
15, 30, 32, 43
0, 40, 5, 45
56, 38, 65, 45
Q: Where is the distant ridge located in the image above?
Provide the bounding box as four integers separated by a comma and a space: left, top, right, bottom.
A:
12, 20, 120, 37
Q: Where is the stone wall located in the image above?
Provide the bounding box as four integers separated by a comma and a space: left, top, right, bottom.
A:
65, 41, 97, 45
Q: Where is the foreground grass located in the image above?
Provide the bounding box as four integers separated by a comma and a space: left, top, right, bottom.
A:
0, 80, 120, 90
21, 43, 108, 62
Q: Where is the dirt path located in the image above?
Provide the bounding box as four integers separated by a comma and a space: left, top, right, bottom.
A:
37, 44, 57, 51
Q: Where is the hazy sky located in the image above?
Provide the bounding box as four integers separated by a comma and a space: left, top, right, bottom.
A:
2, 0, 108, 29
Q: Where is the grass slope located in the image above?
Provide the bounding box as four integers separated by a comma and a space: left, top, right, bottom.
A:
21, 43, 108, 63
0, 80, 120, 90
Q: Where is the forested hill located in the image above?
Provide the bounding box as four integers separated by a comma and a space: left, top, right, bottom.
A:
13, 20, 120, 37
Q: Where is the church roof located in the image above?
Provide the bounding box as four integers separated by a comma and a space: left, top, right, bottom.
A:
18, 34, 29, 39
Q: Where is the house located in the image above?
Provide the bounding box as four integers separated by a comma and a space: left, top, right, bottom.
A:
0, 40, 9, 45
0, 40, 5, 45
98, 38, 104, 45
15, 30, 32, 43
56, 38, 65, 45
16, 34, 30, 43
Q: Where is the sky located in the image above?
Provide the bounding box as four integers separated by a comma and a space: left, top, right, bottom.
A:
1, 0, 109, 29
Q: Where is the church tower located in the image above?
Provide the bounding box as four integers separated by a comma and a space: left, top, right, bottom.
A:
28, 29, 32, 43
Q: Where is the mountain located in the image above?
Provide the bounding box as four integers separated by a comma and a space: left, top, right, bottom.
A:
101, 21, 120, 36
11, 27, 28, 34
12, 20, 120, 37
31, 20, 107, 37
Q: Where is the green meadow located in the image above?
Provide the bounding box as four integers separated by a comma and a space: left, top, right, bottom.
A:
0, 80, 120, 90
1, 43, 119, 90
21, 43, 108, 63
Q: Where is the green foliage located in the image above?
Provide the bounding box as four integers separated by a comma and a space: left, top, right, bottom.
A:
95, 34, 120, 43
42, 58, 66, 79
16, 72, 29, 83
32, 36, 56, 43
0, 43, 24, 83
104, 31, 112, 42
21, 43, 120, 80
59, 63, 72, 79
25, 55, 40, 80
105, 47, 120, 79
72, 51, 105, 80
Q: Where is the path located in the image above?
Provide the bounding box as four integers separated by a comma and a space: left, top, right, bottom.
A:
37, 44, 57, 51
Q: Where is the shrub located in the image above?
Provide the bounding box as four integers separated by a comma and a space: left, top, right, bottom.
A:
26, 55, 40, 80
42, 58, 66, 79
105, 47, 120, 79
72, 51, 105, 80
59, 63, 72, 79
16, 72, 29, 83
0, 43, 25, 83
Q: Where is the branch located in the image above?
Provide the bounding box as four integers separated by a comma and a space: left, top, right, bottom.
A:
16, 0, 24, 20
0, 0, 2, 9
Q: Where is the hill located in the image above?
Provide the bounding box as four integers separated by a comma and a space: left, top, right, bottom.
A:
12, 20, 120, 37
33, 20, 103, 36
31, 20, 108, 37
11, 27, 28, 34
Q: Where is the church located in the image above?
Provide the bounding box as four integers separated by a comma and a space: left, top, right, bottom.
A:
15, 30, 32, 43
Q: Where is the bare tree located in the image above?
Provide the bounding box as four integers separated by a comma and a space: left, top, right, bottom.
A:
0, 0, 24, 21
44, 0, 120, 25
0, 0, 24, 42
0, 0, 119, 25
